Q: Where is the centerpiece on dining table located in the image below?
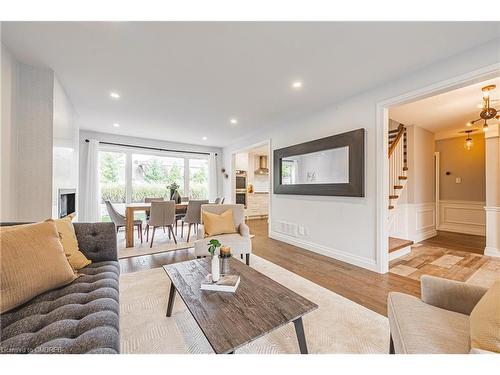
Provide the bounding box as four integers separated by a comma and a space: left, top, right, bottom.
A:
168, 182, 181, 204
200, 239, 240, 293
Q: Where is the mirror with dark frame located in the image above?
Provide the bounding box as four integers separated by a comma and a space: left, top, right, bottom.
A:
273, 128, 365, 197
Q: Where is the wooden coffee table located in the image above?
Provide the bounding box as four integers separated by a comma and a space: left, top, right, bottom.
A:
163, 257, 318, 354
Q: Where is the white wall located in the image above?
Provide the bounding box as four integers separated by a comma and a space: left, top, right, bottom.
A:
13, 60, 55, 221
222, 38, 500, 272
1, 44, 79, 222
52, 76, 79, 218
1, 44, 18, 221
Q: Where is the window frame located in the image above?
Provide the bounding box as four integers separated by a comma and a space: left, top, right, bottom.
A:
98, 144, 210, 204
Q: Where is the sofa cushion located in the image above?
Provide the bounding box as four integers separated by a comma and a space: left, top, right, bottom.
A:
0, 261, 119, 354
48, 214, 91, 270
388, 292, 470, 354
470, 280, 500, 353
0, 221, 77, 314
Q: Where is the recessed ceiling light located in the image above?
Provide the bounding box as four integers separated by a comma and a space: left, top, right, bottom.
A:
230, 118, 238, 125
292, 81, 303, 89
202, 136, 207, 140
110, 91, 121, 99
113, 123, 120, 128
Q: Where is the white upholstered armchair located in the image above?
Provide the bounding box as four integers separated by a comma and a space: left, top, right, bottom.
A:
194, 204, 252, 265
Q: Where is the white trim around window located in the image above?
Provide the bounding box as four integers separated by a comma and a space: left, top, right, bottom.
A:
98, 144, 210, 203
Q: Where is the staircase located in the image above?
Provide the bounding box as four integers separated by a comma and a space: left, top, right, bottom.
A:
388, 123, 413, 260
388, 123, 407, 210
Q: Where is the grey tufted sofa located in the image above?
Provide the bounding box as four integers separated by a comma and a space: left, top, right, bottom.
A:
0, 222, 120, 354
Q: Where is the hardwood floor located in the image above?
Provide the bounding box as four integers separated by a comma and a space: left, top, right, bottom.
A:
121, 219, 420, 316
248, 219, 419, 316
419, 230, 486, 255
119, 219, 497, 317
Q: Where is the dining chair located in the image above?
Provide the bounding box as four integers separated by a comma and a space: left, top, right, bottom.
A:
174, 196, 189, 234
182, 199, 208, 242
214, 197, 221, 204
105, 200, 143, 242
146, 200, 177, 247
144, 197, 164, 234
220, 197, 225, 204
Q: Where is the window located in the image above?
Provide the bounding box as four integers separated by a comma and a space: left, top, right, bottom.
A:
98, 148, 210, 221
189, 158, 209, 199
131, 153, 185, 202
99, 151, 126, 222
281, 159, 297, 185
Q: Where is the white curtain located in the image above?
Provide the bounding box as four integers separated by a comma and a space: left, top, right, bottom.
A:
82, 139, 101, 222
208, 152, 218, 202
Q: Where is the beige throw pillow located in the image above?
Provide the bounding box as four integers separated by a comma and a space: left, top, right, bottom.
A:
202, 209, 237, 237
469, 280, 500, 353
48, 214, 91, 270
0, 221, 77, 314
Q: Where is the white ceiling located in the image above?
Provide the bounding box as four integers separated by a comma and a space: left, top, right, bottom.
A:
390, 77, 500, 139
2, 22, 500, 146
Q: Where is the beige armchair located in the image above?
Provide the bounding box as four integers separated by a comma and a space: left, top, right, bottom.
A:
194, 204, 252, 265
388, 275, 490, 354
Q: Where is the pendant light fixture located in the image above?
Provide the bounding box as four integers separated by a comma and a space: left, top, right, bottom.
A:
467, 85, 498, 132
464, 130, 473, 151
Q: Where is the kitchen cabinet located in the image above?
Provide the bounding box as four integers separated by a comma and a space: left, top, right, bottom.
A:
245, 192, 269, 218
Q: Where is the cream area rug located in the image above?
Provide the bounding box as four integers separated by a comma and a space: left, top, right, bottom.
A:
118, 242, 194, 259
120, 255, 389, 354
118, 234, 254, 259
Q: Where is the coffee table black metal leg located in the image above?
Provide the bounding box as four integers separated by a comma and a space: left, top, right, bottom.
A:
166, 282, 176, 317
293, 317, 308, 354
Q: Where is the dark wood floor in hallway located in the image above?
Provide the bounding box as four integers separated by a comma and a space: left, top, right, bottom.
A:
419, 230, 486, 255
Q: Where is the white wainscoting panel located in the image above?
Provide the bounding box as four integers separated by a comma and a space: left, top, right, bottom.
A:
389, 203, 436, 243
438, 200, 486, 236
408, 203, 437, 242
388, 204, 408, 239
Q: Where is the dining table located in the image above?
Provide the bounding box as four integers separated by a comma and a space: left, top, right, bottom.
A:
125, 202, 188, 247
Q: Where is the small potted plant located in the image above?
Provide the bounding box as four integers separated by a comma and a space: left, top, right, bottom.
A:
168, 182, 181, 203
207, 239, 222, 282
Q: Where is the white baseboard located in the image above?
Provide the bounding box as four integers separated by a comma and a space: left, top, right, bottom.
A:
388, 246, 411, 261
411, 229, 437, 243
484, 247, 500, 257
268, 230, 379, 272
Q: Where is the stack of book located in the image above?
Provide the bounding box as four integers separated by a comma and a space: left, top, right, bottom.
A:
201, 274, 240, 293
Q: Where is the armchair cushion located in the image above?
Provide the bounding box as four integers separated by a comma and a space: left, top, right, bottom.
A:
420, 275, 488, 315
194, 233, 252, 258
202, 209, 236, 237
388, 291, 470, 354
469, 280, 500, 353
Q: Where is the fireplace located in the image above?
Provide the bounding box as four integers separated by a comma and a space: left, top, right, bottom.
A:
58, 189, 76, 218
